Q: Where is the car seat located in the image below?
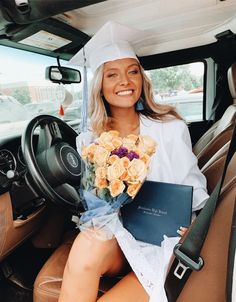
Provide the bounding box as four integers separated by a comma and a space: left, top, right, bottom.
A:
166, 151, 236, 302
193, 64, 236, 169
201, 141, 230, 193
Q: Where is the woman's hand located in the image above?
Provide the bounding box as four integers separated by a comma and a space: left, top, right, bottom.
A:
177, 226, 188, 236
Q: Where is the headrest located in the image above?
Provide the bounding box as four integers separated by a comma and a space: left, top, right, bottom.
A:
227, 63, 236, 101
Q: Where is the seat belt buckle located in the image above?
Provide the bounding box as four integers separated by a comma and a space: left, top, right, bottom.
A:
173, 243, 204, 279
174, 260, 189, 279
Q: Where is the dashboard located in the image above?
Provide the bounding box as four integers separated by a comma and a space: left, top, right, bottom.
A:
0, 121, 80, 261
0, 134, 44, 219
0, 137, 26, 194
0, 134, 48, 261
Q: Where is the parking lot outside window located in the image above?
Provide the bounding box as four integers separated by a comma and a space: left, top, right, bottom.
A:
148, 62, 204, 122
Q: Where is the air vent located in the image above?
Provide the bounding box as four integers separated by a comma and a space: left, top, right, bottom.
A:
15, 0, 31, 14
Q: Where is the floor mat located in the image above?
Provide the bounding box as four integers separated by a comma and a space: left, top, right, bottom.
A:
0, 241, 54, 302
0, 278, 32, 302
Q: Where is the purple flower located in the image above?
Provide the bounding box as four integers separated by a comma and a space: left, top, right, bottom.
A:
111, 147, 128, 158
126, 151, 139, 161
111, 147, 139, 161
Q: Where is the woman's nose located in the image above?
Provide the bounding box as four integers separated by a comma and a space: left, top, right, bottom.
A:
119, 73, 129, 85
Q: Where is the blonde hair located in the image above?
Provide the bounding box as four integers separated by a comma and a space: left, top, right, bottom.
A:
89, 63, 183, 135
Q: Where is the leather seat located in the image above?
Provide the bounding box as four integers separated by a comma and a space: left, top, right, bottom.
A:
176, 169, 236, 302
33, 230, 120, 302
193, 64, 236, 169
193, 104, 236, 169
33, 232, 74, 302
201, 141, 230, 194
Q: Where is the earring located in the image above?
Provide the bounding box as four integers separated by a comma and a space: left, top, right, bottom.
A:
135, 98, 144, 111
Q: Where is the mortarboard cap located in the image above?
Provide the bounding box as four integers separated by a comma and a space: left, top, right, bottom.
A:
69, 21, 148, 72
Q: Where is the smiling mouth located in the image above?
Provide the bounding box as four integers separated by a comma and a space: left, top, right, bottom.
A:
116, 90, 134, 96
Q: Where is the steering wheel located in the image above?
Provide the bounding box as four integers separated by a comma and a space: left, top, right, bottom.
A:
21, 115, 81, 212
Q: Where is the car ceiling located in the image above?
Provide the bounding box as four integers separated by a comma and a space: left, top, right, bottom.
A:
0, 0, 236, 62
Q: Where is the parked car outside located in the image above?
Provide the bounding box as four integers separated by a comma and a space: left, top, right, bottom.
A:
156, 91, 203, 122
24, 101, 60, 118
63, 99, 82, 121
0, 94, 27, 123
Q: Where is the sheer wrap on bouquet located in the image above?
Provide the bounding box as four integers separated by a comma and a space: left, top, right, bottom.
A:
79, 190, 131, 240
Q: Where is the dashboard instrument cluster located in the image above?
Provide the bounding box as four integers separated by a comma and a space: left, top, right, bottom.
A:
0, 149, 17, 175
0, 138, 27, 194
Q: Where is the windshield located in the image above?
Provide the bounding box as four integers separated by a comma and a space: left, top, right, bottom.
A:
0, 45, 83, 135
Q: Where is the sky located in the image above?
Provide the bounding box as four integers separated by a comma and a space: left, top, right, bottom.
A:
189, 62, 204, 76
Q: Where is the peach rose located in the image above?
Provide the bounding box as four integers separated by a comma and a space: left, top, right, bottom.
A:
127, 183, 142, 197
95, 177, 108, 189
127, 134, 139, 141
111, 136, 123, 149
120, 170, 130, 181
85, 143, 97, 162
109, 179, 125, 197
122, 134, 138, 150
138, 135, 157, 156
108, 154, 119, 165
95, 166, 107, 179
93, 146, 110, 166
127, 158, 147, 183
120, 156, 130, 169
96, 131, 120, 151
108, 130, 119, 137
103, 142, 115, 152
140, 154, 151, 165
107, 159, 126, 181
81, 145, 88, 160
132, 146, 144, 158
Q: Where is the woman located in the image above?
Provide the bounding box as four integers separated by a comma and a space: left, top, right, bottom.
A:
58, 21, 209, 302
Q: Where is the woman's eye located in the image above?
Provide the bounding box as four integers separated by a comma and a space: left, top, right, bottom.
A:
128, 69, 139, 75
107, 73, 117, 78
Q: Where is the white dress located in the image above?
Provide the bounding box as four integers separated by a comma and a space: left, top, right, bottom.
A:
76, 115, 209, 302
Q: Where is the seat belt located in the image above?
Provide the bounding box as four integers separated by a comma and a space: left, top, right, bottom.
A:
164, 122, 236, 302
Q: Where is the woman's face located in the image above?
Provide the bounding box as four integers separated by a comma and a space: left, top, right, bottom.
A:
102, 58, 143, 111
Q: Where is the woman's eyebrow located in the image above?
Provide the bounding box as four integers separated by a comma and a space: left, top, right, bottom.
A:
128, 63, 139, 68
103, 67, 118, 73
104, 63, 140, 73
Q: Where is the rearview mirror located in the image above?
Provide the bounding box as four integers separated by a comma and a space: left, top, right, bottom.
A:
45, 66, 81, 84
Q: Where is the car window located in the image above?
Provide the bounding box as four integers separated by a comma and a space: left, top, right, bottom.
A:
148, 62, 205, 122
0, 45, 83, 132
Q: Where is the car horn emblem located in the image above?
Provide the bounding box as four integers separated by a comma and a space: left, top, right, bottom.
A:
67, 152, 78, 168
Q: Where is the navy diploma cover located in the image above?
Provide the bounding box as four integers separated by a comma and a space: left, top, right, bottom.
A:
121, 181, 193, 246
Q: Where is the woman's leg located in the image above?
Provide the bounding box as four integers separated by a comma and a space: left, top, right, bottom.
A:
97, 271, 149, 302
58, 230, 128, 302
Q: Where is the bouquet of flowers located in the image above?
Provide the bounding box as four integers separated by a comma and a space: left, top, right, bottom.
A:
78, 130, 156, 239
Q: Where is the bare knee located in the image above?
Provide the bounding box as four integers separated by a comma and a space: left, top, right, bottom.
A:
97, 272, 149, 302
66, 231, 126, 276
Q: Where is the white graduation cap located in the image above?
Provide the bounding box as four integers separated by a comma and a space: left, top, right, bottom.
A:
69, 21, 148, 73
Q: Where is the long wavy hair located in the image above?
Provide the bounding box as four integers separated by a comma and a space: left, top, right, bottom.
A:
89, 62, 183, 135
